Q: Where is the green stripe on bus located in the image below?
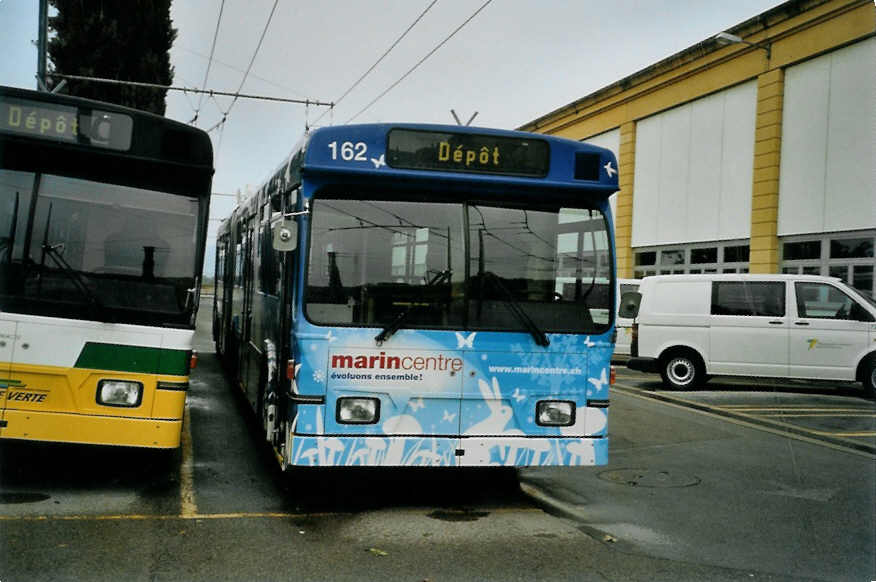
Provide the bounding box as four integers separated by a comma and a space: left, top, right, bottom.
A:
74, 343, 190, 376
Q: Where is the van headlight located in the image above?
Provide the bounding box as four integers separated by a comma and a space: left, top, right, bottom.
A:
97, 380, 143, 407
536, 400, 575, 426
336, 397, 380, 424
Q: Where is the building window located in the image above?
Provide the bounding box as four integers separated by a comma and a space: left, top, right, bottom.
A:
633, 241, 749, 278
691, 247, 718, 264
783, 240, 821, 261
830, 237, 873, 259
635, 251, 656, 266
780, 230, 875, 298
660, 249, 685, 266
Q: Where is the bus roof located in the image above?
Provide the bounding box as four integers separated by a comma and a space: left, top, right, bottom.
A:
0, 85, 213, 196
305, 123, 618, 188
246, 123, 619, 208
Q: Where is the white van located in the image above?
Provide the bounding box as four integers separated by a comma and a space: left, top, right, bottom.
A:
622, 274, 876, 397
614, 278, 641, 356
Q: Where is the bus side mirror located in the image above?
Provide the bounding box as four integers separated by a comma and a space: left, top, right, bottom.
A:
618, 291, 641, 319
272, 219, 297, 252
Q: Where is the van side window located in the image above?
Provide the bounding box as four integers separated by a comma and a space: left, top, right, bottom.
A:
711, 282, 785, 316
794, 282, 864, 320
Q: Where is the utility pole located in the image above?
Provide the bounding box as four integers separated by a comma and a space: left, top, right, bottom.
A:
37, 0, 48, 90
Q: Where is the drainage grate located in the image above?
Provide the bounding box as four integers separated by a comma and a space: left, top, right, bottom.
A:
598, 468, 700, 488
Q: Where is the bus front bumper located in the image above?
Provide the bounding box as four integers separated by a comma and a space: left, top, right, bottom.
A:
0, 409, 183, 448
286, 435, 608, 468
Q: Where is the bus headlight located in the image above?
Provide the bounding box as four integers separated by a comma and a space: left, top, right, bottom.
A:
97, 380, 143, 407
336, 397, 380, 424
536, 400, 575, 426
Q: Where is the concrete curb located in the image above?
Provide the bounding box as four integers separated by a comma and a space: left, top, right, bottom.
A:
518, 480, 589, 522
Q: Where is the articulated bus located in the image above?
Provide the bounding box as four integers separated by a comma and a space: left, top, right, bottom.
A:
0, 86, 213, 448
214, 123, 618, 468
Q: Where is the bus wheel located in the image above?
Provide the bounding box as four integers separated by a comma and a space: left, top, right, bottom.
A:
660, 349, 703, 390
261, 371, 278, 446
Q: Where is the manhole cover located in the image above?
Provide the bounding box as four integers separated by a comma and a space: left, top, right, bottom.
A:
0, 492, 51, 504
427, 508, 489, 522
598, 469, 700, 488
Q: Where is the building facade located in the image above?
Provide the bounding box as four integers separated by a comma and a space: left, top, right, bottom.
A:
520, 0, 875, 297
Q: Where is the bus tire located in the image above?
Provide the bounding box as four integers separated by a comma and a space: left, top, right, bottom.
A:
259, 357, 279, 446
659, 348, 704, 390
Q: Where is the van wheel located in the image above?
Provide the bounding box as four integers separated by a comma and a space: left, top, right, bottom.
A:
660, 350, 703, 390
863, 358, 876, 399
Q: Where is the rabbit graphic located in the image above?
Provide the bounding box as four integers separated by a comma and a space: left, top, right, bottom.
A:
463, 377, 513, 436
381, 414, 423, 465
461, 377, 520, 466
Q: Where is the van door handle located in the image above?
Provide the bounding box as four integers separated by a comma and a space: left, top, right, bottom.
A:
768, 321, 783, 325
794, 321, 809, 326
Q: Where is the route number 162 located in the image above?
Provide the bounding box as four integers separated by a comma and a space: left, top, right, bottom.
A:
328, 141, 367, 161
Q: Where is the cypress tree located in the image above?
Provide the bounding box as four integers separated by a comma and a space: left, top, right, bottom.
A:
47, 0, 177, 115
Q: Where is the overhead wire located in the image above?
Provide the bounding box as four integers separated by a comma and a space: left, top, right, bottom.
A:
178, 45, 309, 99
209, 0, 280, 133
346, 0, 493, 124
192, 0, 226, 125
46, 74, 331, 106
310, 0, 440, 128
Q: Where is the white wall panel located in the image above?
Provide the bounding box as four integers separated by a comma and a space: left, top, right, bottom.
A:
687, 96, 724, 241
632, 81, 756, 247
582, 129, 621, 221
657, 106, 691, 242
631, 117, 661, 246
779, 55, 831, 234
720, 82, 757, 238
779, 38, 875, 236
825, 40, 876, 232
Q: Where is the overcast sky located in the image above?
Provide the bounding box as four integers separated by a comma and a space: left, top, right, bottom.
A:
1, 0, 784, 271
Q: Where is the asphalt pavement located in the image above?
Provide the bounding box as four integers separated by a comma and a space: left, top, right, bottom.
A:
1, 301, 873, 581
519, 372, 876, 582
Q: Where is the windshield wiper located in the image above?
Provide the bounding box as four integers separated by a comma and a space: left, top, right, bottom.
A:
2, 191, 20, 264
483, 271, 550, 347
37, 204, 106, 316
41, 242, 107, 314
374, 269, 452, 345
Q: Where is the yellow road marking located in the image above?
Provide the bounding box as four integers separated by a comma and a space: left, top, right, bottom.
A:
0, 511, 337, 522
758, 412, 876, 418
0, 507, 543, 522
722, 407, 874, 412
179, 406, 197, 518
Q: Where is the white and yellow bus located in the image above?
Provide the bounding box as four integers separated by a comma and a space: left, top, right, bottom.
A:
0, 85, 213, 448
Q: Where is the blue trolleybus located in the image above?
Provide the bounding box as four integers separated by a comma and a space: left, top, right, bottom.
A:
214, 124, 618, 468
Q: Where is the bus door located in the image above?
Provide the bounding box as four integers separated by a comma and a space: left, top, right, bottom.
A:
0, 320, 15, 434
239, 217, 258, 409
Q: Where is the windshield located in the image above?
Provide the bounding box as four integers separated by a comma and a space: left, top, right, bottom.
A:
0, 169, 202, 327
305, 196, 613, 334
848, 284, 876, 309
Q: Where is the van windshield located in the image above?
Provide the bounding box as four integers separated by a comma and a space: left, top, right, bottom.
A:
849, 285, 876, 308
